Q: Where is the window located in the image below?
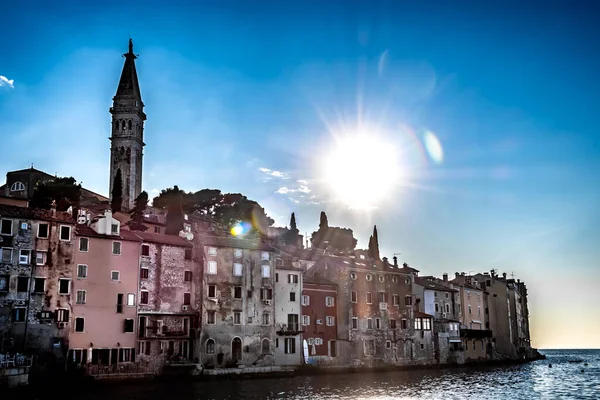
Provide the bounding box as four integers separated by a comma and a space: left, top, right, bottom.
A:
127, 293, 136, 306
208, 247, 217, 256
184, 248, 192, 260
378, 292, 387, 303
75, 317, 85, 332
233, 311, 241, 325
478, 306, 481, 315
366, 274, 372, 281
206, 339, 215, 354
414, 318, 422, 330
110, 223, 119, 234
33, 277, 45, 293
124, 319, 134, 333
207, 311, 216, 325
352, 317, 358, 330
262, 312, 270, 325
36, 251, 46, 265
314, 338, 323, 345
12, 308, 26, 322
111, 271, 120, 281
141, 244, 150, 256
324, 296, 335, 307
289, 292, 296, 302
390, 319, 397, 329
350, 272, 357, 280
233, 263, 243, 276
140, 290, 149, 304
287, 314, 299, 331
10, 181, 25, 191
59, 225, 71, 241
435, 303, 439, 313
376, 318, 381, 329
77, 264, 87, 279
276, 258, 283, 267
448, 304, 452, 314
261, 251, 269, 261
364, 339, 375, 356
182, 292, 190, 306
17, 276, 29, 292
434, 292, 438, 298
1, 248, 12, 263
0, 275, 8, 292
260, 288, 273, 300
393, 294, 399, 306
445, 292, 449, 299
262, 264, 271, 278
301, 295, 310, 306
59, 278, 70, 294
19, 250, 30, 264
55, 308, 69, 322
154, 226, 160, 234
288, 274, 299, 284
1, 219, 13, 235
351, 291, 357, 303
262, 339, 270, 354
367, 318, 373, 329
140, 268, 149, 279
468, 305, 472, 315
234, 248, 242, 258
76, 238, 90, 254
208, 285, 216, 298
112, 241, 121, 255
207, 261, 217, 275
233, 286, 242, 299
401, 319, 408, 329
405, 278, 411, 285
405, 295, 413, 305
423, 318, 431, 330
37, 223, 49, 239
76, 290, 86, 304
326, 316, 335, 326
386, 340, 392, 349
284, 338, 296, 354
392, 276, 398, 283
184, 270, 192, 282
366, 292, 372, 304
116, 294, 124, 313
420, 343, 425, 350
379, 275, 385, 282
302, 315, 310, 326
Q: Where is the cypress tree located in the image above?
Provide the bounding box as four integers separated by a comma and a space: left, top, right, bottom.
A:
111, 169, 123, 212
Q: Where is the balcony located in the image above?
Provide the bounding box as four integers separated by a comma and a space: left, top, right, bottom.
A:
460, 329, 493, 339
276, 324, 303, 336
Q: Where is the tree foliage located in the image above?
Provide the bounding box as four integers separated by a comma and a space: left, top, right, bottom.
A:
128, 191, 149, 231
283, 212, 300, 246
30, 177, 81, 211
311, 211, 357, 251
368, 225, 380, 261
152, 186, 275, 233
111, 169, 123, 212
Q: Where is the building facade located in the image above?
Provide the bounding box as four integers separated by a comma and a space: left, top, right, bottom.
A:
69, 210, 141, 367
196, 234, 276, 368
0, 204, 75, 362
302, 279, 338, 364
274, 263, 303, 366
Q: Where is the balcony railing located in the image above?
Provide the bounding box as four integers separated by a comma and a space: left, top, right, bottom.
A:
276, 324, 303, 336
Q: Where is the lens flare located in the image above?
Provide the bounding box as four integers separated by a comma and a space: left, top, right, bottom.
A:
423, 131, 443, 165
231, 222, 251, 237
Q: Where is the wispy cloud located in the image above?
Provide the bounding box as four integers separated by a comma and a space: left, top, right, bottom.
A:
258, 167, 289, 180
0, 75, 14, 89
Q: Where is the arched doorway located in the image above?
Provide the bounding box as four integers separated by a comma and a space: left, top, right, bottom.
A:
231, 337, 242, 362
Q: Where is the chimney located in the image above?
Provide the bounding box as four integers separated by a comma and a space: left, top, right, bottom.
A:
443, 273, 448, 282
105, 209, 112, 219
50, 199, 57, 218
502, 272, 507, 279
393, 256, 398, 267
455, 272, 460, 279
382, 257, 389, 267
403, 262, 409, 269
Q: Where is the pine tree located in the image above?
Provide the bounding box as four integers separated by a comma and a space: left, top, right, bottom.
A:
111, 169, 123, 213
319, 211, 329, 230
372, 225, 380, 261
128, 191, 149, 231
284, 212, 300, 247
290, 212, 297, 231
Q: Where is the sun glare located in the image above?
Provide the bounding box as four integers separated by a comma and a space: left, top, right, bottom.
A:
322, 132, 401, 210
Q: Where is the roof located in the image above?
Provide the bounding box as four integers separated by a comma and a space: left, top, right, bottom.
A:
414, 277, 458, 292
415, 311, 434, 319
76, 224, 141, 242
116, 39, 142, 101
199, 234, 275, 251
304, 277, 338, 287
0, 204, 74, 223
133, 231, 192, 248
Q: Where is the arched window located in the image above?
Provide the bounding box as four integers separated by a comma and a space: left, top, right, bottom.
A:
261, 338, 270, 354
206, 338, 215, 354
128, 120, 132, 130
10, 182, 25, 192
231, 337, 242, 361
122, 120, 126, 130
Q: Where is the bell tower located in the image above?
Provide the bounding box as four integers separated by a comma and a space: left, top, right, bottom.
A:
109, 39, 146, 212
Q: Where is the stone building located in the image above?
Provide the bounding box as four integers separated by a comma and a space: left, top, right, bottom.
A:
305, 255, 416, 367
274, 261, 303, 366
302, 278, 338, 364
136, 231, 198, 365
507, 278, 530, 356
109, 39, 146, 212
196, 234, 276, 368
69, 210, 141, 367
0, 204, 75, 362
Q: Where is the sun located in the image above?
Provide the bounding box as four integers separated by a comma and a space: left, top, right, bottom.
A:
321, 131, 402, 210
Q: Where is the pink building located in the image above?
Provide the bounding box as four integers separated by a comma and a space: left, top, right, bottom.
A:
68, 210, 142, 367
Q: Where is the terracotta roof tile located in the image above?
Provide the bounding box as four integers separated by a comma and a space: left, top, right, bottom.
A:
0, 204, 74, 223
133, 231, 192, 248
415, 277, 458, 292
76, 224, 141, 242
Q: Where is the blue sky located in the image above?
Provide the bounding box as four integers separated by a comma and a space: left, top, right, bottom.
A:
1, 0, 599, 347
